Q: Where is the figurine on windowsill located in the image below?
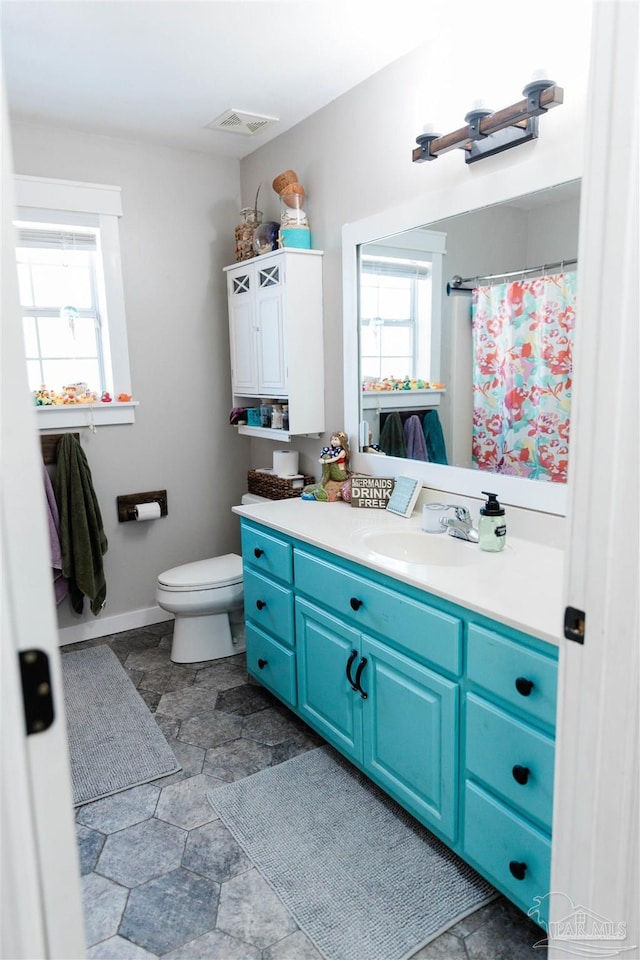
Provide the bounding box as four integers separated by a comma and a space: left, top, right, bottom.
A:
301, 431, 351, 502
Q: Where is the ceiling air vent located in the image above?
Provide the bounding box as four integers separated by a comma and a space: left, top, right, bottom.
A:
206, 109, 279, 136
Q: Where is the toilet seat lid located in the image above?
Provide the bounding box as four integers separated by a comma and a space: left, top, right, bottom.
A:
158, 554, 243, 590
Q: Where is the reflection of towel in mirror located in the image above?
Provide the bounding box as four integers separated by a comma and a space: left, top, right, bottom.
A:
404, 415, 428, 461
379, 412, 406, 458
55, 433, 108, 615
43, 464, 69, 604
423, 410, 448, 465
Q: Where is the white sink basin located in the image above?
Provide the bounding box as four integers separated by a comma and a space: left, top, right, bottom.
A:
360, 529, 481, 566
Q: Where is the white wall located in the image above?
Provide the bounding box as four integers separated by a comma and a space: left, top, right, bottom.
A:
10, 123, 251, 637
239, 16, 591, 490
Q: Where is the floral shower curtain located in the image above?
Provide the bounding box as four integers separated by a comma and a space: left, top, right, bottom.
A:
471, 271, 577, 483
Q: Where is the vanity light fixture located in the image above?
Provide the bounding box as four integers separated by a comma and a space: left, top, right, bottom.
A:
413, 77, 563, 165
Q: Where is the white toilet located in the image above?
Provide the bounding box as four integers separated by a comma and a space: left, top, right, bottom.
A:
156, 493, 266, 663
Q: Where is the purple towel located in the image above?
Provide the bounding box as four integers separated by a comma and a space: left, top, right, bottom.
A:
403, 415, 429, 461
43, 465, 69, 604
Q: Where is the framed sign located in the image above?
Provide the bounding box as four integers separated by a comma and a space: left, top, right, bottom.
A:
386, 476, 422, 518
350, 476, 395, 509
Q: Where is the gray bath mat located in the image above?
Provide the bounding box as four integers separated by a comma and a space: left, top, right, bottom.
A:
208, 745, 496, 960
61, 645, 180, 805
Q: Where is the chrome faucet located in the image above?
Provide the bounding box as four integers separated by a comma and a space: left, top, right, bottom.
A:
440, 506, 479, 543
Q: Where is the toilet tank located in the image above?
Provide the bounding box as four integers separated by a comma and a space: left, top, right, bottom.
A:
241, 493, 270, 505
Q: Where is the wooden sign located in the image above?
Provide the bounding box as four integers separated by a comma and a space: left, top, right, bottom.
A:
350, 477, 395, 509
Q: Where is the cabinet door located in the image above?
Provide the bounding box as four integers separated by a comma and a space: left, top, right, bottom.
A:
228, 268, 258, 393
295, 599, 362, 761
255, 260, 287, 393
361, 635, 459, 842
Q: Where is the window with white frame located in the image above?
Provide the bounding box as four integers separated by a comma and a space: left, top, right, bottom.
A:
14, 175, 135, 426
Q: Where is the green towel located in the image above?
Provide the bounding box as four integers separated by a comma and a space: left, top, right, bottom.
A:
55, 433, 108, 615
379, 412, 407, 458
422, 410, 448, 465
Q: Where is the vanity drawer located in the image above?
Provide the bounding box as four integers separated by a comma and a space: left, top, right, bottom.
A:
241, 523, 293, 584
467, 625, 557, 729
245, 622, 296, 708
243, 568, 294, 648
294, 549, 462, 676
463, 781, 551, 923
465, 694, 555, 830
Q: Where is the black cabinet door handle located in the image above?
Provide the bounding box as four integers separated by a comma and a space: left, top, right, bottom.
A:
515, 676, 534, 696
257, 658, 268, 670
350, 597, 363, 611
345, 650, 358, 690
254, 547, 264, 558
354, 657, 368, 699
509, 860, 527, 880
512, 764, 531, 785
256, 599, 266, 610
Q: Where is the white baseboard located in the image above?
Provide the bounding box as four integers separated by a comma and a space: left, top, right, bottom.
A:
58, 606, 174, 647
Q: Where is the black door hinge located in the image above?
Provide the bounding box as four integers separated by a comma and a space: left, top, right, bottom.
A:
19, 649, 55, 734
564, 606, 586, 644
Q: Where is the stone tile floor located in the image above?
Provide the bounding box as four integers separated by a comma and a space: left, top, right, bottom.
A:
62, 621, 547, 959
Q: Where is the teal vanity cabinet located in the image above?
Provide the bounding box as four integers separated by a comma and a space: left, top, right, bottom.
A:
239, 518, 558, 924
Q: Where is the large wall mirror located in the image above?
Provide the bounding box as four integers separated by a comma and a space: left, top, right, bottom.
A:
343, 174, 581, 516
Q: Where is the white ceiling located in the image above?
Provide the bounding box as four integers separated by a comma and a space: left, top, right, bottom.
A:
1, 0, 440, 159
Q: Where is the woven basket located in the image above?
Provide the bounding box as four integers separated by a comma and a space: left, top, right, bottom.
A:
248, 469, 315, 500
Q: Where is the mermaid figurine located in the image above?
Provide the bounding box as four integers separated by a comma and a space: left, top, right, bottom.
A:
301, 431, 350, 502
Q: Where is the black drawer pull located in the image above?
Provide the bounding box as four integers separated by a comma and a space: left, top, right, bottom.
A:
354, 657, 368, 699
257, 658, 268, 670
256, 599, 266, 610
512, 764, 531, 785
254, 547, 264, 558
515, 676, 534, 696
345, 650, 358, 690
509, 860, 527, 880
350, 597, 363, 611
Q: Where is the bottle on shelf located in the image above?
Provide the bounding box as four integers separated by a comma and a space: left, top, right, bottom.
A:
271, 404, 283, 429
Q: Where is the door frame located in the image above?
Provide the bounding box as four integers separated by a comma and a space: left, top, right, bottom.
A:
1, 69, 85, 959
550, 2, 639, 954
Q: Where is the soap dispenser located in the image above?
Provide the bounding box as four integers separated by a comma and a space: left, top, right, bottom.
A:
478, 491, 506, 552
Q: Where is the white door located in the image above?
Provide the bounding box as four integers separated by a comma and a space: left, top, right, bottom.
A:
255, 258, 288, 394
1, 73, 85, 958
550, 2, 639, 955
227, 265, 258, 394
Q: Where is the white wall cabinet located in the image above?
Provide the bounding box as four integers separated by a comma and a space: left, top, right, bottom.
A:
224, 249, 324, 440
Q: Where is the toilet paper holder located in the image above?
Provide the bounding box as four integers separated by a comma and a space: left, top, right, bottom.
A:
117, 490, 168, 522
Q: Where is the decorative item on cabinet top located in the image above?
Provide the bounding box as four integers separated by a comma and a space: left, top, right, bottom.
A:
234, 206, 262, 262
272, 168, 311, 249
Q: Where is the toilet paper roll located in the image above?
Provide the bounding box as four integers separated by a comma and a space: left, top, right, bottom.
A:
273, 450, 299, 477
134, 502, 162, 521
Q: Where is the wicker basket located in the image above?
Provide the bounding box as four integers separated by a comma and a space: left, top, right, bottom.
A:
248, 469, 315, 500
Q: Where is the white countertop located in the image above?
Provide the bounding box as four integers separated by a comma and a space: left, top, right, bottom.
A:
233, 499, 564, 646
